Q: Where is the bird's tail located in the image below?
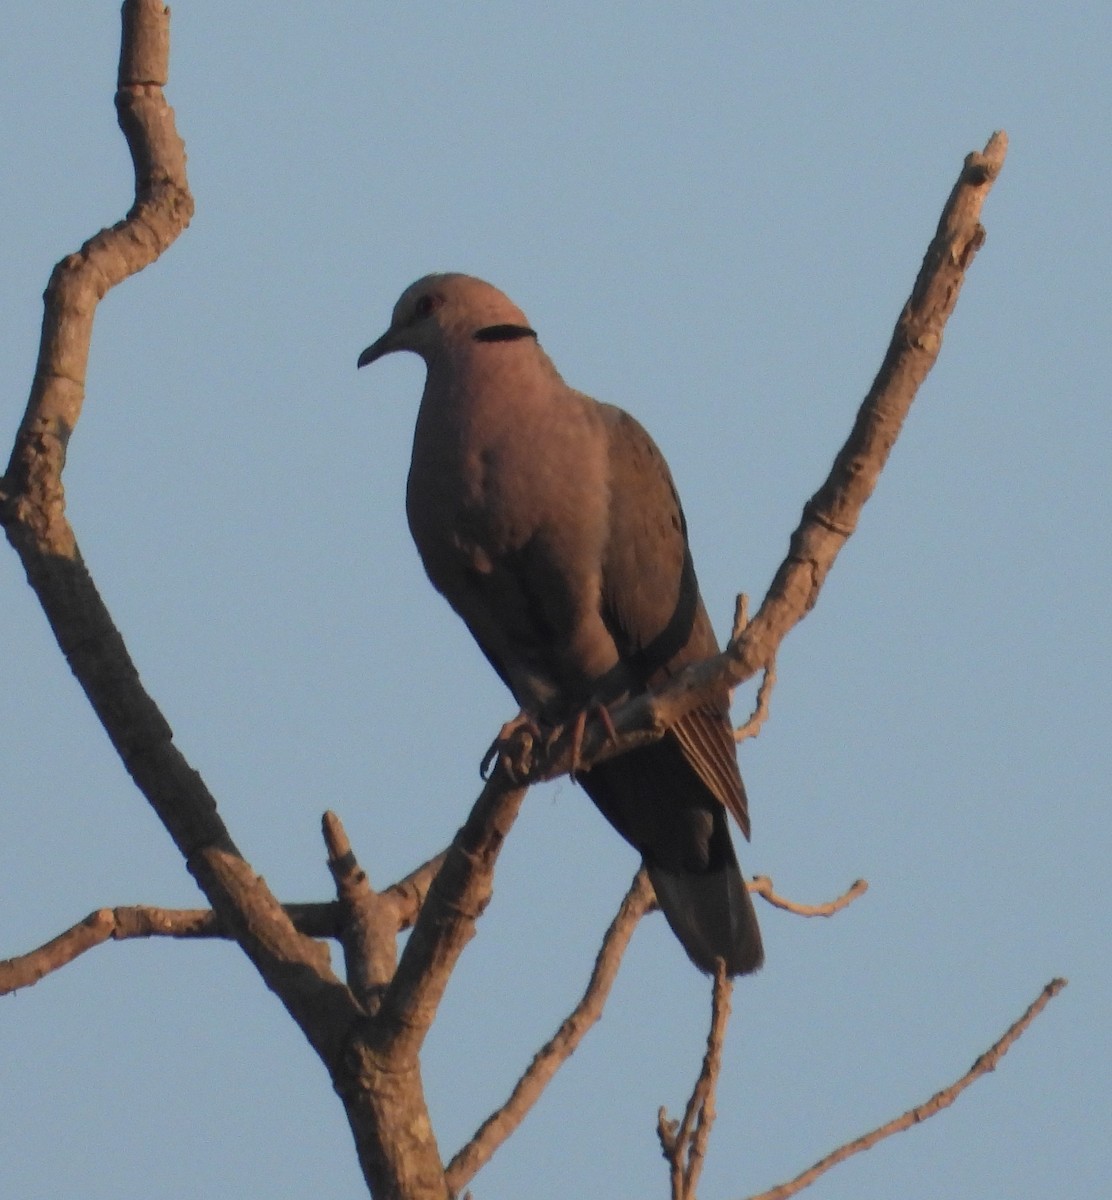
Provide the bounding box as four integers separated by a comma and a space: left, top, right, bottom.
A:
647, 856, 764, 977
580, 740, 764, 977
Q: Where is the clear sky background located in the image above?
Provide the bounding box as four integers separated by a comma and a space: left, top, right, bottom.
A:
2, 5, 1108, 1199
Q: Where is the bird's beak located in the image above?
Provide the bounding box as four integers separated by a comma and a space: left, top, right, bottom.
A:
356, 329, 397, 369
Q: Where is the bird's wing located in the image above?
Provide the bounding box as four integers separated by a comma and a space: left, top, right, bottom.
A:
598, 404, 750, 838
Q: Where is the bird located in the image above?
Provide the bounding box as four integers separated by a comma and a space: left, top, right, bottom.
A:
357, 273, 763, 976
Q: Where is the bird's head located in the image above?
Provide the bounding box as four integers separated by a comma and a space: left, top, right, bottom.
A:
357, 273, 537, 370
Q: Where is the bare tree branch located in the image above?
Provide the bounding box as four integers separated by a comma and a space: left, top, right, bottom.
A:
0, 0, 360, 1061
750, 876, 869, 918
728, 594, 776, 742
658, 962, 734, 1200
376, 774, 529, 1061
0, 10, 456, 1191
0, 846, 447, 998
734, 663, 777, 743
324, 811, 399, 1013
385, 850, 450, 928
0, 903, 310, 997
745, 977, 1068, 1200
0, 12, 1011, 1187
525, 132, 1010, 788
445, 869, 656, 1192
0, 864, 859, 1000
731, 592, 752, 643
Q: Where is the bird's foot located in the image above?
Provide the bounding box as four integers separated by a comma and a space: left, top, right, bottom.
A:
480, 712, 543, 783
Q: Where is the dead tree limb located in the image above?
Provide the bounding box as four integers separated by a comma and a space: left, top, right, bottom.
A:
745, 978, 1068, 1200
1, 861, 860, 999
323, 810, 402, 1013
750, 876, 869, 918
658, 962, 734, 1200
445, 869, 656, 1192
0, 848, 444, 998
0, 7, 449, 1195
731, 594, 777, 743
0, 3, 1011, 1188
525, 132, 1009, 785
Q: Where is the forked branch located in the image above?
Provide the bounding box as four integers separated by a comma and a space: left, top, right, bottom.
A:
0, 848, 446, 998
0, 866, 859, 998
658, 962, 734, 1200
0, 6, 1016, 1189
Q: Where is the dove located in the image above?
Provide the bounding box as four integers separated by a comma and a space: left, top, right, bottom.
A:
358, 273, 762, 975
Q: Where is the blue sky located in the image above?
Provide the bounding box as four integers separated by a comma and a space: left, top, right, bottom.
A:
2, 5, 1108, 1198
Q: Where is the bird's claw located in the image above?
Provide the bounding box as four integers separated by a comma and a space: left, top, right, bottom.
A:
480, 703, 618, 784
480, 713, 542, 782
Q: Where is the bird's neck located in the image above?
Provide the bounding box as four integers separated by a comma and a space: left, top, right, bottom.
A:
420, 342, 562, 439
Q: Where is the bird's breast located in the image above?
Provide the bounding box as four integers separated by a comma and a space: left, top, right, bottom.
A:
408, 375, 605, 561
407, 426, 524, 568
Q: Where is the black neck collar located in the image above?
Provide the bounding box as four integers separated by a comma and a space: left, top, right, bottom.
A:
472, 324, 538, 344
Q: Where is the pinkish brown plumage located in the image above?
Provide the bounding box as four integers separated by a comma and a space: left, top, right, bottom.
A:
359, 274, 762, 975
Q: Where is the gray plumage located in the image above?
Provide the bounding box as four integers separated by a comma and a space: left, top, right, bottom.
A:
358, 273, 763, 976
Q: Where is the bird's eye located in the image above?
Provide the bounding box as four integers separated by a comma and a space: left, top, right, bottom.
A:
413, 293, 440, 321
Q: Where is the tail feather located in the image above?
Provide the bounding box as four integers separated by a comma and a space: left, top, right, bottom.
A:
647, 860, 764, 976
578, 737, 763, 977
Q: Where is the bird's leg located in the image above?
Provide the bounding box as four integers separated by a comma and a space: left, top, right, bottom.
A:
592, 700, 620, 745
560, 700, 620, 782
480, 711, 544, 782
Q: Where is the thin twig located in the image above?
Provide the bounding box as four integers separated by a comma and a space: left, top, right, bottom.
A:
731, 593, 778, 743
734, 661, 777, 743
446, 869, 656, 1192
749, 876, 868, 917
745, 978, 1068, 1200
658, 961, 734, 1199
731, 593, 751, 643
